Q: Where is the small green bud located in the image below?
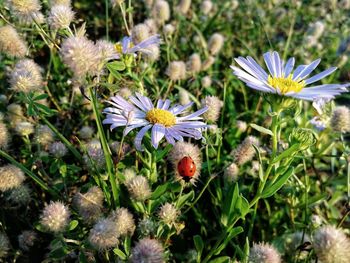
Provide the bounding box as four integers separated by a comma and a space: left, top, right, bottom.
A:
289, 128, 316, 150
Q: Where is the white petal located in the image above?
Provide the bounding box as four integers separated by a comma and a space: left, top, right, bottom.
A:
293, 59, 321, 80
134, 124, 152, 151
151, 124, 166, 149
304, 67, 337, 85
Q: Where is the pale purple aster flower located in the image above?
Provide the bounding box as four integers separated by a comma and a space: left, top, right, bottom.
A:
310, 117, 327, 131
231, 51, 349, 103
103, 93, 208, 151
112, 35, 161, 59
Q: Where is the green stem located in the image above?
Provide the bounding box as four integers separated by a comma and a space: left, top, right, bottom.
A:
88, 87, 119, 207
40, 115, 83, 162
105, 0, 109, 40
0, 149, 58, 197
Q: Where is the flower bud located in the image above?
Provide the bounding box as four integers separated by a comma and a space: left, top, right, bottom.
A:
289, 128, 316, 150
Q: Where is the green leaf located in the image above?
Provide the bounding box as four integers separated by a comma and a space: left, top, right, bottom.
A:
124, 236, 131, 256
68, 220, 78, 231
272, 143, 301, 164
150, 183, 169, 200
156, 144, 173, 162
49, 246, 69, 259
193, 235, 204, 257
208, 256, 231, 263
250, 123, 273, 136
33, 93, 49, 101
261, 167, 294, 198
215, 227, 244, 256
107, 61, 126, 72
176, 190, 195, 209
113, 248, 127, 260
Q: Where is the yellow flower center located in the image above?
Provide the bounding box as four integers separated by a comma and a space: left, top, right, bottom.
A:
267, 75, 305, 94
146, 109, 176, 127
114, 42, 134, 53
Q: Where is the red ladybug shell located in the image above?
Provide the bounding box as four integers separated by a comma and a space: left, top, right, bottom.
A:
177, 156, 196, 181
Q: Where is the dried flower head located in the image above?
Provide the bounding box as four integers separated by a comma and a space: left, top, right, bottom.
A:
313, 225, 350, 263
201, 0, 213, 15
236, 120, 247, 133
6, 184, 31, 205
74, 186, 104, 224
83, 139, 106, 169
88, 218, 119, 250
249, 242, 281, 263
48, 5, 74, 30
152, 0, 170, 24
186, 53, 202, 73
158, 203, 179, 225
79, 126, 94, 140
95, 39, 115, 62
0, 232, 10, 259
163, 24, 175, 36
40, 201, 70, 233
201, 56, 215, 70
179, 89, 191, 106
35, 125, 54, 146
15, 121, 34, 136
331, 106, 350, 133
123, 168, 137, 183
126, 176, 152, 201
49, 141, 68, 158
60, 36, 100, 79
130, 238, 165, 263
168, 141, 202, 184
138, 218, 157, 237
109, 208, 135, 236
201, 76, 212, 88
132, 23, 151, 45
49, 0, 71, 6
177, 0, 192, 15
308, 21, 325, 39
224, 162, 239, 183
232, 136, 260, 165
18, 230, 37, 251
0, 165, 25, 191
10, 59, 43, 93
118, 87, 132, 98
166, 61, 186, 81
144, 19, 158, 35
0, 122, 9, 149
7, 103, 24, 127
208, 33, 224, 55
6, 0, 42, 23
201, 96, 223, 122
0, 25, 27, 57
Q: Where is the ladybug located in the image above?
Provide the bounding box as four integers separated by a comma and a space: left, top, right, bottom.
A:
177, 156, 196, 182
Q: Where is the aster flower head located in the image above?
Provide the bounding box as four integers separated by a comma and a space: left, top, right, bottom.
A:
231, 51, 349, 106
113, 34, 161, 60
103, 93, 208, 151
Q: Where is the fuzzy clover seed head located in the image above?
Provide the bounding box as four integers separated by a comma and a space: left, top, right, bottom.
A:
177, 0, 192, 15
109, 208, 135, 236
49, 141, 68, 158
166, 61, 187, 81
331, 106, 350, 133
49, 0, 71, 6
83, 139, 106, 169
201, 56, 215, 71
88, 218, 119, 250
201, 0, 213, 15
201, 76, 212, 88
158, 203, 179, 225
130, 238, 165, 263
0, 25, 27, 58
126, 175, 152, 201
40, 201, 70, 233
7, 184, 31, 205
132, 23, 151, 45
208, 33, 224, 55
18, 230, 37, 251
232, 136, 260, 165
6, 0, 41, 22
0, 122, 9, 150
152, 0, 170, 24
48, 5, 74, 30
224, 162, 239, 183
179, 89, 191, 106
10, 59, 43, 93
236, 120, 247, 133
249, 242, 281, 263
201, 95, 223, 123
313, 225, 350, 263
74, 186, 104, 224
0, 165, 25, 192
79, 126, 94, 140
138, 218, 157, 237
15, 121, 34, 136
0, 232, 10, 258
186, 53, 202, 73
35, 125, 54, 146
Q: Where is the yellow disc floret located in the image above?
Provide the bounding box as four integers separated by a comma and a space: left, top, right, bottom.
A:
268, 75, 305, 94
146, 109, 176, 127
114, 42, 134, 54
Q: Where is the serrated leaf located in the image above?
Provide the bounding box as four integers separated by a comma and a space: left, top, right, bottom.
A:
250, 123, 273, 136
261, 167, 294, 198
